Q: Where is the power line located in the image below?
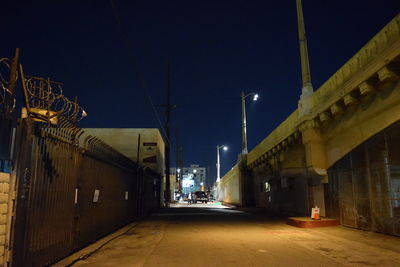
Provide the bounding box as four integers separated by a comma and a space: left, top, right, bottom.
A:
109, 0, 169, 143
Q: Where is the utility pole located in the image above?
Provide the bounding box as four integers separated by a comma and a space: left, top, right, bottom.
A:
216, 146, 221, 182
175, 130, 180, 191
164, 61, 172, 205
178, 143, 183, 192
175, 127, 183, 192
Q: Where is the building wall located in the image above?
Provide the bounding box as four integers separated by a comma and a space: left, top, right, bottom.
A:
171, 164, 208, 189
218, 164, 241, 205
82, 128, 165, 176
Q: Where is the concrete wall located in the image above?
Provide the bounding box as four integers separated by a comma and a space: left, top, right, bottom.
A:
82, 128, 165, 176
322, 80, 400, 168
218, 164, 241, 205
247, 111, 299, 166
251, 143, 309, 215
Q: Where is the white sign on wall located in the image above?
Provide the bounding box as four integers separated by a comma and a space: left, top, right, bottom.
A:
142, 142, 157, 163
93, 189, 100, 203
75, 188, 79, 204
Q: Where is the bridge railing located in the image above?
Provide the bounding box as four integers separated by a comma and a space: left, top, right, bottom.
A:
313, 15, 400, 110
247, 110, 300, 167
312, 14, 400, 119
247, 14, 400, 169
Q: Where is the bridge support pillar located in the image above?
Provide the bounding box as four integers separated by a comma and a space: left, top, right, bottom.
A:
299, 119, 328, 216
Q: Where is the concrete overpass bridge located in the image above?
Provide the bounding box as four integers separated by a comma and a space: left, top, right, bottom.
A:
218, 12, 400, 236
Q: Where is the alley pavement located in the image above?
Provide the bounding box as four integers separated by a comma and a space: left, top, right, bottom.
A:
54, 203, 400, 267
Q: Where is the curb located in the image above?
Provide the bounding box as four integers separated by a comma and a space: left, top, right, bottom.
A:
53, 222, 139, 266
221, 202, 238, 208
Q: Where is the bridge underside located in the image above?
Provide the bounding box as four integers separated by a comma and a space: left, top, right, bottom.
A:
248, 59, 400, 236
251, 119, 400, 236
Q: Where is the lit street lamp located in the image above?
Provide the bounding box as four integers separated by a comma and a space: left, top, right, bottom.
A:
216, 145, 228, 182
241, 91, 259, 154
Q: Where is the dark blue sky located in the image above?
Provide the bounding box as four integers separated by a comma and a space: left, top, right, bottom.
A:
3, 1, 399, 181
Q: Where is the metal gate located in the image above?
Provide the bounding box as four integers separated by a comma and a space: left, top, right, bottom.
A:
12, 122, 79, 266
327, 121, 400, 236
11, 121, 161, 266
1, 50, 162, 266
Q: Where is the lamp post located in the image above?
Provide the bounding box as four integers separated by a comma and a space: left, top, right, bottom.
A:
177, 168, 181, 192
241, 91, 258, 154
216, 145, 228, 182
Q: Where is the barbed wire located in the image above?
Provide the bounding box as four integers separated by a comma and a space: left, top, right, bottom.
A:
84, 135, 138, 169
0, 57, 17, 113
21, 74, 87, 126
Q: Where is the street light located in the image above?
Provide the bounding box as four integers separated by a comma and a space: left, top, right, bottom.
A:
216, 145, 228, 182
241, 91, 259, 154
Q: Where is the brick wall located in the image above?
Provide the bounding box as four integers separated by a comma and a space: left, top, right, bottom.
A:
0, 173, 10, 266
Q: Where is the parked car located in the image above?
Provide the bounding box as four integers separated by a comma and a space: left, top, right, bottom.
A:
193, 191, 208, 203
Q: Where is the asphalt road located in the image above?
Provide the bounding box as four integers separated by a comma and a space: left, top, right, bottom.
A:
55, 203, 400, 267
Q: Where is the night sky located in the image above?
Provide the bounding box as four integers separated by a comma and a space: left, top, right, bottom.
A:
3, 1, 400, 182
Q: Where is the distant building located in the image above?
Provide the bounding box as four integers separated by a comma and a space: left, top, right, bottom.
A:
170, 164, 208, 193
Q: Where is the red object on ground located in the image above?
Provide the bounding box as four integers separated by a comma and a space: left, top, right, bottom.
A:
287, 217, 340, 228
312, 212, 320, 220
